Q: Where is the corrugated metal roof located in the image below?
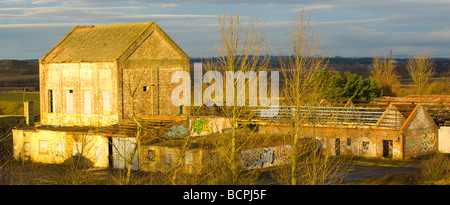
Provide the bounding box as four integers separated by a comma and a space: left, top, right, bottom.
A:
41, 22, 153, 63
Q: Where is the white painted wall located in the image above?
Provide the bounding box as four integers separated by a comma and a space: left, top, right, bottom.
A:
439, 126, 450, 153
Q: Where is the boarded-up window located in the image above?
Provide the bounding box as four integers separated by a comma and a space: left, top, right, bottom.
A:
55, 141, 65, 156
102, 90, 111, 115
84, 90, 92, 114
24, 142, 30, 157
185, 151, 193, 165
73, 142, 83, 156
166, 151, 173, 164
39, 140, 49, 154
48, 90, 55, 113
66, 90, 74, 114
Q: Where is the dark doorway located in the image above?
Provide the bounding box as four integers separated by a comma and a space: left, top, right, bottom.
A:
383, 140, 393, 158
108, 137, 113, 168
335, 138, 340, 156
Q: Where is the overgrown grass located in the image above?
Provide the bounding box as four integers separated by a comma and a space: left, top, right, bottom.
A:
419, 153, 450, 184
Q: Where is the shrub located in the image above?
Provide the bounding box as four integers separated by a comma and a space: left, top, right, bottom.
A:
420, 153, 450, 183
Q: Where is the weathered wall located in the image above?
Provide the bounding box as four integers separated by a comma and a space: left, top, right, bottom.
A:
139, 144, 206, 173
240, 145, 292, 169
40, 62, 119, 127
12, 128, 109, 168
119, 27, 189, 118
189, 117, 232, 136
439, 126, 450, 153
258, 124, 403, 159
403, 106, 439, 157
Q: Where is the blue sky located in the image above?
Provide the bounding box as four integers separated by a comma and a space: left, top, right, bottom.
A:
1, 0, 450, 60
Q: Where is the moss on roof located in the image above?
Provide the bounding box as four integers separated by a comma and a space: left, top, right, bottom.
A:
42, 22, 154, 63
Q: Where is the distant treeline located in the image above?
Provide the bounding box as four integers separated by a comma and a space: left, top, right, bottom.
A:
190, 56, 450, 78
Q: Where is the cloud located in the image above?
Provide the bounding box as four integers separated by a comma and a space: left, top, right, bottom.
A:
316, 17, 391, 25
0, 22, 88, 27
0, 5, 217, 23
291, 4, 334, 12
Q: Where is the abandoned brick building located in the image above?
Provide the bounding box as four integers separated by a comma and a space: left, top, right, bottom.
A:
12, 22, 191, 169
9, 21, 449, 171
255, 99, 440, 160
372, 95, 450, 126
372, 95, 450, 155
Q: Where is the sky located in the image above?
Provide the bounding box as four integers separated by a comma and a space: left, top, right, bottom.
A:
1, 0, 450, 60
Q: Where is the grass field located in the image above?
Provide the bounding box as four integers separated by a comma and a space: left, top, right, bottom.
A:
0, 92, 40, 115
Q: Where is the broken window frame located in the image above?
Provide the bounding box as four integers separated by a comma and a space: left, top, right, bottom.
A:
147, 149, 156, 163
165, 150, 173, 164
362, 141, 370, 153
48, 89, 55, 113
66, 89, 74, 114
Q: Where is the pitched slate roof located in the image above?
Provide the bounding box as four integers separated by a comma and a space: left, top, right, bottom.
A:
41, 22, 154, 63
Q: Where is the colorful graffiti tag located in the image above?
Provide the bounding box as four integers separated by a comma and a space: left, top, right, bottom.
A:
240, 145, 292, 169
166, 125, 188, 138
405, 133, 437, 155
193, 118, 210, 134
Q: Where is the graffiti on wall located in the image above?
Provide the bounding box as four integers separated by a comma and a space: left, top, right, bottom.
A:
193, 118, 210, 134
405, 133, 437, 155
240, 145, 292, 169
166, 124, 188, 138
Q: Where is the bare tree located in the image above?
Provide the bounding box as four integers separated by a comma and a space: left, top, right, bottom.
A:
117, 67, 157, 185
371, 54, 401, 96
276, 9, 351, 185
280, 9, 329, 185
407, 54, 435, 95
203, 9, 271, 185
52, 133, 97, 185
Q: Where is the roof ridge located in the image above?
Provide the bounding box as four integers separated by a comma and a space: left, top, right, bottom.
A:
41, 22, 157, 63
115, 21, 154, 61
79, 22, 154, 28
